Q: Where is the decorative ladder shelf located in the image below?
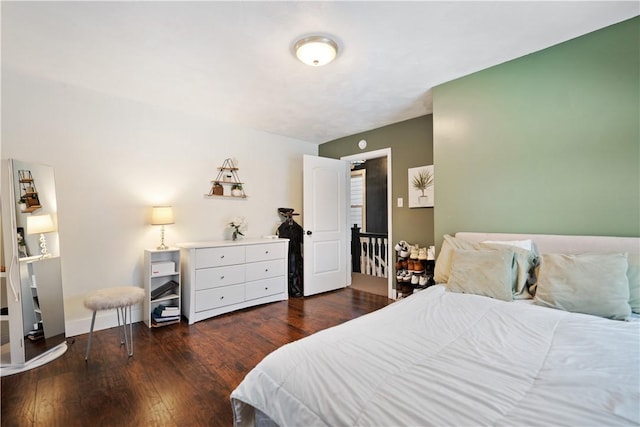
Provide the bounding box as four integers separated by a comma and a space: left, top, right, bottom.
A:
205, 158, 247, 199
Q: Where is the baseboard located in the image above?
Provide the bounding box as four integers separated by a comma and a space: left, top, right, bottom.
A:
66, 306, 144, 337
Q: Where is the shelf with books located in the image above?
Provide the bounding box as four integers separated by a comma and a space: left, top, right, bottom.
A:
144, 248, 181, 328
150, 303, 181, 327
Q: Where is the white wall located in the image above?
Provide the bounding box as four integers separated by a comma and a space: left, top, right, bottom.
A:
1, 68, 317, 336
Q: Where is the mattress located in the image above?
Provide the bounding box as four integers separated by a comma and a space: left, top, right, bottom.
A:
231, 285, 640, 426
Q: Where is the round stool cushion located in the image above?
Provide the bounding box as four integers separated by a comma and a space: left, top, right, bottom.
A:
84, 286, 145, 311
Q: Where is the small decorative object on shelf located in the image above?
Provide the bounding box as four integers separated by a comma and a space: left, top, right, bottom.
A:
206, 158, 247, 198
212, 182, 224, 195
231, 184, 243, 197
229, 216, 247, 241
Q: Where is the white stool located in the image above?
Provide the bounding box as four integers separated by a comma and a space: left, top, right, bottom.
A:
84, 286, 145, 360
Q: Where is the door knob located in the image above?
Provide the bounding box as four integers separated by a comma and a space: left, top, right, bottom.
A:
306, 230, 312, 235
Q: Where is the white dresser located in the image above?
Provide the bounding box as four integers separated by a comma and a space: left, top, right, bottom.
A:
178, 239, 289, 324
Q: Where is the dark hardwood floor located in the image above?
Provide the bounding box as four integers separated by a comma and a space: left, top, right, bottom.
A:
1, 288, 391, 427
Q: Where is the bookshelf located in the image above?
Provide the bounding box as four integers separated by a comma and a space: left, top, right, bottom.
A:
143, 248, 181, 328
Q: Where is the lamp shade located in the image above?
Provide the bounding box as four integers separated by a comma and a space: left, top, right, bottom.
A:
151, 206, 174, 225
294, 36, 338, 66
27, 214, 56, 235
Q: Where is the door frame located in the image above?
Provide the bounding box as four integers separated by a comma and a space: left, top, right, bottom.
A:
341, 148, 395, 299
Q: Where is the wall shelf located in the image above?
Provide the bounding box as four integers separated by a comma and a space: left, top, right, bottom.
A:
206, 158, 247, 198
18, 170, 42, 213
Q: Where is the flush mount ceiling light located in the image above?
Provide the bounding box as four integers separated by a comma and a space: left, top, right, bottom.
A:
294, 36, 338, 66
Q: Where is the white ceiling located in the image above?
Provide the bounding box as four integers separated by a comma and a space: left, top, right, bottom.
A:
2, 1, 638, 144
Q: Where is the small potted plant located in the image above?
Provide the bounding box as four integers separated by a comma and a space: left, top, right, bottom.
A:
231, 184, 243, 197
17, 196, 27, 211
412, 168, 434, 206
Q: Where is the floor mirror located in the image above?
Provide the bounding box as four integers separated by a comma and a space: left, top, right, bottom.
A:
1, 159, 67, 374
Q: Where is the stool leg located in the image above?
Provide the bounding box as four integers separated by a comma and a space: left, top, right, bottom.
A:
117, 307, 125, 346
118, 306, 131, 356
85, 310, 97, 361
127, 304, 134, 357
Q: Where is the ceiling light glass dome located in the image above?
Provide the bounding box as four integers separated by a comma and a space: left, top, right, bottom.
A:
294, 36, 338, 66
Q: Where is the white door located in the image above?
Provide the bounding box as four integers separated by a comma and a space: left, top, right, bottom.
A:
303, 155, 349, 296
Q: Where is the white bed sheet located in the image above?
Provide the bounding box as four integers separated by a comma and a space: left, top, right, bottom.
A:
231, 285, 640, 426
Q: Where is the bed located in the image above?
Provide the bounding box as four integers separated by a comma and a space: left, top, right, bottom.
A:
231, 232, 640, 426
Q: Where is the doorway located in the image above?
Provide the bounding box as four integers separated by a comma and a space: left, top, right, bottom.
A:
341, 148, 394, 299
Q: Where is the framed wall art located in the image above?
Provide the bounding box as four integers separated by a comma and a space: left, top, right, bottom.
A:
408, 165, 434, 208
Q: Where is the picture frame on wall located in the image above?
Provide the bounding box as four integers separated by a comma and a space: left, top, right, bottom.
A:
408, 165, 434, 208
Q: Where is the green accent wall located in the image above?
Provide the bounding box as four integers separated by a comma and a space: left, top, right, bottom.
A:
433, 17, 639, 246
319, 115, 435, 251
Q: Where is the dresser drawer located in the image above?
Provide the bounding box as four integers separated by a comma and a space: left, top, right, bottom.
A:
195, 265, 245, 290
246, 243, 285, 262
245, 259, 285, 282
195, 246, 245, 268
195, 284, 245, 312
245, 277, 285, 301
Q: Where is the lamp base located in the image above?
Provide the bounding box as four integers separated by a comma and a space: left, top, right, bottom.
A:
39, 233, 52, 258
156, 225, 169, 250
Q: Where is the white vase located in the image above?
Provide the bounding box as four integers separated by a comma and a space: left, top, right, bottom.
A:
232, 189, 243, 197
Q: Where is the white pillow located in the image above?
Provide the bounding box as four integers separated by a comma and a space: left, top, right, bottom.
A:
534, 253, 631, 320
627, 253, 639, 313
482, 239, 534, 251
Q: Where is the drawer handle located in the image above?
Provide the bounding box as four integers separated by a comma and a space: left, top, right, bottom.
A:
265, 269, 269, 272
220, 276, 225, 280
264, 287, 268, 290
220, 255, 225, 259
220, 296, 224, 300
265, 250, 269, 254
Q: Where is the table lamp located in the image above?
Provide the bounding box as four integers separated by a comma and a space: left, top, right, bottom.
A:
151, 206, 174, 250
27, 214, 56, 258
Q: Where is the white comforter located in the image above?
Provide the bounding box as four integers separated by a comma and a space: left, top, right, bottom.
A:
231, 285, 640, 426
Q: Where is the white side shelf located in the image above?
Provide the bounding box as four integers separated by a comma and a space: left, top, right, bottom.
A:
143, 248, 181, 328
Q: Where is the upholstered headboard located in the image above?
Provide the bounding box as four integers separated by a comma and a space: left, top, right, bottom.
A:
455, 232, 640, 255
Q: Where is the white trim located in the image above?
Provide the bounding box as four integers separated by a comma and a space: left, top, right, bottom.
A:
66, 306, 144, 337
341, 148, 395, 299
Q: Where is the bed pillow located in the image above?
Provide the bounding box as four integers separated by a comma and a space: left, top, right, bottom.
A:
482, 239, 534, 251
627, 253, 640, 313
446, 248, 515, 302
434, 235, 481, 283
534, 253, 631, 320
480, 242, 538, 299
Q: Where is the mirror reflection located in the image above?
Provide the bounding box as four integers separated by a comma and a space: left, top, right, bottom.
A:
1, 159, 65, 366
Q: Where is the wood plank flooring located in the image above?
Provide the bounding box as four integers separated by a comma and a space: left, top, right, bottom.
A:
1, 288, 392, 427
